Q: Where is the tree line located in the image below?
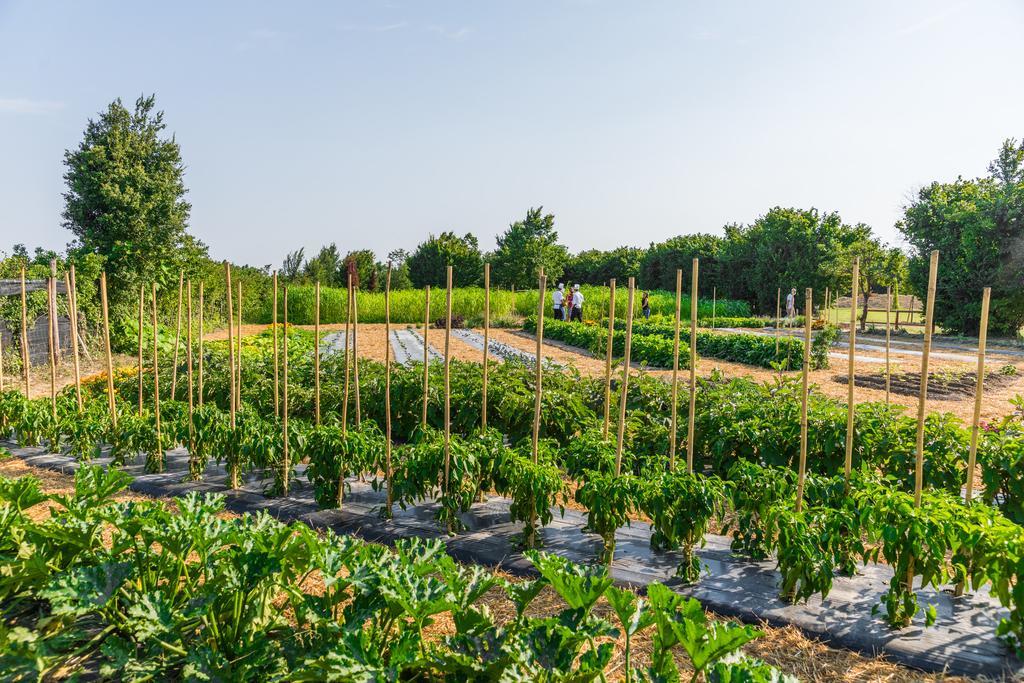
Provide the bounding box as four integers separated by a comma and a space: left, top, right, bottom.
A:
3, 94, 1022, 336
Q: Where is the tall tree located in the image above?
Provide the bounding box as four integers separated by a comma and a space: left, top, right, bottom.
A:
407, 232, 483, 288
304, 243, 343, 286
898, 138, 1024, 335
564, 247, 644, 286
281, 248, 305, 280
344, 249, 378, 291
62, 95, 205, 307
826, 225, 907, 330
639, 234, 723, 294
491, 207, 568, 288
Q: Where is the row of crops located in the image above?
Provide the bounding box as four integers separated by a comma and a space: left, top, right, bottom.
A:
3, 325, 1024, 654
0, 465, 793, 681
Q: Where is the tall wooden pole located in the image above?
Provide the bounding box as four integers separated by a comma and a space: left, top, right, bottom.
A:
443, 267, 454, 493
47, 273, 56, 417
482, 264, 490, 432
225, 263, 237, 485
353, 282, 361, 426
795, 288, 813, 513
383, 263, 394, 515
272, 271, 279, 417
603, 279, 617, 440
775, 288, 781, 354
236, 281, 243, 408
170, 272, 183, 400
20, 266, 29, 396
137, 284, 144, 415
49, 260, 59, 366
186, 280, 194, 443
669, 270, 682, 470
965, 287, 991, 504
885, 286, 892, 405
100, 272, 116, 426
422, 285, 430, 429
67, 267, 82, 412
314, 280, 321, 425
711, 286, 717, 330
614, 278, 635, 475
198, 282, 204, 406
844, 258, 860, 484
686, 259, 699, 473
283, 287, 290, 497
823, 287, 829, 325
342, 273, 351, 431
532, 269, 546, 463
151, 283, 162, 472
914, 250, 940, 506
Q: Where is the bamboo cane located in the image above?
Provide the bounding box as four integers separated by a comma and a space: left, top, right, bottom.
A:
314, 280, 321, 425
443, 267, 454, 496
137, 284, 144, 415
236, 281, 243, 408
0, 311, 4, 393
272, 271, 279, 417
603, 279, 616, 440
423, 285, 431, 428
669, 270, 682, 471
186, 280, 194, 447
100, 272, 116, 426
712, 286, 717, 330
198, 282, 204, 406
20, 266, 28, 396
775, 288, 781, 354
965, 287, 992, 505
885, 286, 892, 405
795, 288, 813, 513
824, 287, 829, 324
687, 259, 699, 473
914, 250, 940, 506
283, 287, 291, 497
482, 264, 490, 432
50, 261, 60, 365
67, 267, 82, 412
353, 282, 361, 426
532, 269, 546, 463
151, 283, 162, 472
615, 278, 635, 475
844, 258, 860, 484
384, 263, 394, 515
342, 273, 351, 431
47, 274, 56, 417
225, 263, 237, 488
170, 273, 183, 400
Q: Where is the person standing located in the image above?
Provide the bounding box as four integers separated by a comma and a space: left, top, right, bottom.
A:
641, 291, 651, 320
552, 283, 565, 321
786, 287, 797, 319
570, 284, 584, 322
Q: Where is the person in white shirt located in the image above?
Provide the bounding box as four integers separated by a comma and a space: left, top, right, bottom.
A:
786, 288, 797, 319
570, 284, 584, 322
552, 283, 565, 320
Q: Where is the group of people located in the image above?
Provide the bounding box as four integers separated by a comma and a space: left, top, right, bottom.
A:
552, 283, 584, 322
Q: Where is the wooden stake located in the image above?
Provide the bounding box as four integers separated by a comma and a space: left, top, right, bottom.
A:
482, 264, 490, 432
151, 283, 162, 472
443, 267, 454, 492
272, 272, 279, 417
67, 267, 82, 412
775, 288, 781, 354
20, 266, 28, 396
236, 281, 243, 408
198, 282, 204, 406
422, 285, 430, 429
687, 259, 699, 473
353, 282, 361, 426
532, 269, 546, 463
711, 286, 717, 330
669, 270, 682, 470
137, 284, 144, 415
795, 288, 813, 513
844, 258, 860, 483
283, 287, 290, 497
965, 287, 991, 504
824, 287, 829, 324
0, 308, 4, 393
49, 260, 59, 366
885, 286, 892, 405
614, 278, 635, 475
225, 262, 237, 485
186, 279, 194, 443
314, 280, 321, 425
603, 279, 616, 439
100, 272, 116, 426
384, 263, 394, 514
170, 273, 183, 400
914, 250, 940, 506
342, 273, 351, 431
47, 273, 56, 417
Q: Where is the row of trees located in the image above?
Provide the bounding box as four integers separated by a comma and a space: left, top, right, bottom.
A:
7, 93, 1022, 336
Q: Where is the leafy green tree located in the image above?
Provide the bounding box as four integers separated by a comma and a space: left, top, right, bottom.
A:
563, 247, 644, 286
899, 139, 1024, 336
344, 249, 379, 291
826, 225, 907, 330
281, 248, 305, 281
304, 243, 343, 286
639, 234, 723, 294
491, 207, 568, 288
386, 249, 413, 290
407, 232, 483, 288
62, 95, 205, 309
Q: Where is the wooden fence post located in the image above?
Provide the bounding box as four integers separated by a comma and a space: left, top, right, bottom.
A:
272, 271, 279, 417
137, 284, 144, 415
170, 272, 183, 400
198, 282, 204, 406
20, 266, 28, 396
283, 287, 291, 497
844, 258, 860, 485
885, 286, 892, 405
603, 279, 617, 440
669, 270, 682, 470
422, 285, 431, 429
795, 288, 813, 513
67, 267, 82, 412
687, 259, 699, 473
965, 287, 992, 505
443, 267, 454, 498
482, 264, 490, 432
314, 280, 321, 425
151, 283, 163, 473
615, 278, 635, 475
100, 272, 117, 426
383, 263, 394, 515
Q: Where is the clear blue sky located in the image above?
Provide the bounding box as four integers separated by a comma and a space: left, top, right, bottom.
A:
1, 1, 1021, 269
